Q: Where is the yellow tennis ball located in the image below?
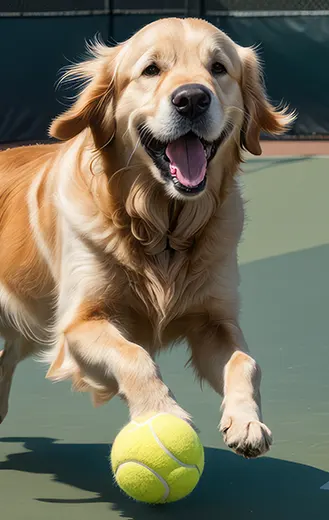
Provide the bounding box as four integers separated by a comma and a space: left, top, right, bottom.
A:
111, 412, 204, 504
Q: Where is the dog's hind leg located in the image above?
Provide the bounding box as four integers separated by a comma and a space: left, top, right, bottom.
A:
0, 335, 39, 424
0, 339, 20, 424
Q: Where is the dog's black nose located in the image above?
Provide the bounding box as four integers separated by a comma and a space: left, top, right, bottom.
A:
171, 84, 211, 119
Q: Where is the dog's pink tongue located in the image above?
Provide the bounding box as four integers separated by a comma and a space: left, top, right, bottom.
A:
166, 134, 206, 187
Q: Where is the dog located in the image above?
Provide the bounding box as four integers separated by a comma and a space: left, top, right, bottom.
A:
0, 18, 294, 458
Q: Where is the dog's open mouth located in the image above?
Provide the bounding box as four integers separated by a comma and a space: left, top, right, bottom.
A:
139, 129, 222, 195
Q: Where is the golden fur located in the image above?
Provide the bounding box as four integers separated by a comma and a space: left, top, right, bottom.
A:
0, 18, 294, 457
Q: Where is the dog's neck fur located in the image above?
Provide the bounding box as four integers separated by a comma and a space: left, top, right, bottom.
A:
62, 132, 240, 332
91, 139, 222, 256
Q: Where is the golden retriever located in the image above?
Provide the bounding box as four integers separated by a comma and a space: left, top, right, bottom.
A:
0, 18, 294, 458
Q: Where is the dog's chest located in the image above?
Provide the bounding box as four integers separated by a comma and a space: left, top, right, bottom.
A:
123, 248, 200, 323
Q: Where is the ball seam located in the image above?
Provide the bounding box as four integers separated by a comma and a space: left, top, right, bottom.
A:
116, 460, 170, 502
130, 412, 172, 430
148, 421, 201, 475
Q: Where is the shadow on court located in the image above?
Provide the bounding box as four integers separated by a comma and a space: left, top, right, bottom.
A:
1, 437, 328, 520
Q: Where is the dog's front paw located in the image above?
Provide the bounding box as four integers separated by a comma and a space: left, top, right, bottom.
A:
220, 414, 272, 458
130, 397, 193, 426
159, 401, 193, 426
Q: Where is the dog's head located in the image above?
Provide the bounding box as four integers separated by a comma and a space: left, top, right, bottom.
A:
50, 18, 294, 199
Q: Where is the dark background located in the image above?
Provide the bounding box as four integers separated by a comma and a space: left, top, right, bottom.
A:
1, 0, 328, 144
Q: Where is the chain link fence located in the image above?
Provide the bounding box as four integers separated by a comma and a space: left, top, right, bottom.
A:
206, 0, 329, 12
2, 0, 329, 16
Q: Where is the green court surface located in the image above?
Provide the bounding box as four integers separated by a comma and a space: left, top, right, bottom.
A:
1, 156, 329, 519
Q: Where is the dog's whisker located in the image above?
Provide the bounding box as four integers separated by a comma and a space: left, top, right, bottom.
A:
126, 138, 142, 167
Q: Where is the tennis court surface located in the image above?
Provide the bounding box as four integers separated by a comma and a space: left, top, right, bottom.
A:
1, 146, 329, 519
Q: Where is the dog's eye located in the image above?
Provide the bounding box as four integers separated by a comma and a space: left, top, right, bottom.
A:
142, 64, 160, 77
211, 62, 227, 75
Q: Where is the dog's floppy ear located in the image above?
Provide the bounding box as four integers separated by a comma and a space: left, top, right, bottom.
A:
50, 43, 121, 141
239, 47, 296, 155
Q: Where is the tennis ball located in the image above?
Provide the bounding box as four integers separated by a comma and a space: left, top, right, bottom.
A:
111, 412, 204, 504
